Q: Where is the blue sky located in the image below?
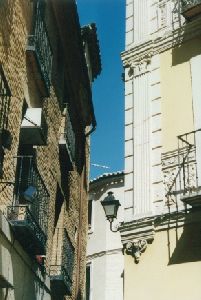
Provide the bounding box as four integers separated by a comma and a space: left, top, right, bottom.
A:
77, 0, 125, 179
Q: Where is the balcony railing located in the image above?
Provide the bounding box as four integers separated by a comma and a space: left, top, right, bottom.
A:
165, 129, 201, 208
0, 65, 11, 176
7, 155, 49, 254
50, 228, 74, 297
26, 0, 52, 96
181, 0, 201, 19
0, 65, 11, 131
59, 104, 76, 165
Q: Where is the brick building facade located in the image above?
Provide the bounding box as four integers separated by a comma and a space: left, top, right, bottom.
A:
0, 1, 101, 299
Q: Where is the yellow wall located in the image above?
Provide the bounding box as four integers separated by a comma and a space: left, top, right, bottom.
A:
124, 221, 201, 300
160, 38, 201, 152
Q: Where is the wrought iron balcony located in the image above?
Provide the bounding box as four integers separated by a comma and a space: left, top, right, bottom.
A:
177, 129, 201, 207
59, 104, 76, 167
20, 108, 48, 145
0, 65, 11, 131
7, 155, 49, 255
50, 228, 74, 298
26, 0, 52, 96
181, 0, 201, 19
165, 129, 201, 208
0, 65, 12, 176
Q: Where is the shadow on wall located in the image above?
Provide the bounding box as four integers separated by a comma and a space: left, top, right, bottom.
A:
0, 217, 2, 300
76, 290, 82, 300
0, 0, 14, 58
171, 2, 201, 67
91, 180, 123, 202
172, 37, 201, 67
167, 211, 201, 265
11, 245, 37, 300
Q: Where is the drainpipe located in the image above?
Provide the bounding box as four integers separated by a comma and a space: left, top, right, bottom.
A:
85, 113, 97, 137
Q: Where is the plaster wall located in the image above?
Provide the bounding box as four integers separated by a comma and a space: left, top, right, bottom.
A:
124, 220, 201, 300
0, 211, 50, 300
87, 177, 124, 300
87, 184, 124, 256
160, 38, 201, 152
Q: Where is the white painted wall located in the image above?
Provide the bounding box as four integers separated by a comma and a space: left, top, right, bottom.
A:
87, 174, 124, 300
125, 0, 184, 50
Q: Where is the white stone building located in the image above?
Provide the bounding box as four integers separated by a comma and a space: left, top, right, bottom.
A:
86, 172, 124, 300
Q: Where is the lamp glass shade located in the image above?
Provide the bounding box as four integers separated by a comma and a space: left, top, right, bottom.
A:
101, 192, 121, 220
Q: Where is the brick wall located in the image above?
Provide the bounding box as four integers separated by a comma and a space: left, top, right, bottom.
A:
0, 0, 90, 299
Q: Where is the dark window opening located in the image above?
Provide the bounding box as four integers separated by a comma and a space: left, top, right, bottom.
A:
86, 264, 91, 300
88, 200, 92, 229
54, 184, 64, 229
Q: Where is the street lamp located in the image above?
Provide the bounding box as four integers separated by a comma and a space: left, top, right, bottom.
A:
101, 191, 121, 232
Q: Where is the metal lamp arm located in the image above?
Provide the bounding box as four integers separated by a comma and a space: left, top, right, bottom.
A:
109, 219, 120, 232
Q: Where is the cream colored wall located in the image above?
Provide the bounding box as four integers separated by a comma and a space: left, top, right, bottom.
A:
160, 37, 201, 152
0, 212, 50, 300
124, 222, 201, 300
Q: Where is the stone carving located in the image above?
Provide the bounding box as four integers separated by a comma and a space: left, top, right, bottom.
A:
132, 58, 151, 77
125, 239, 147, 263
159, 2, 167, 28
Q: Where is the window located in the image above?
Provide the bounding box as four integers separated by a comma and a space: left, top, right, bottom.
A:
85, 264, 91, 300
88, 200, 93, 230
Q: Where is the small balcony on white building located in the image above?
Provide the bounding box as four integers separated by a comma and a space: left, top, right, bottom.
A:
181, 0, 201, 19
165, 129, 201, 209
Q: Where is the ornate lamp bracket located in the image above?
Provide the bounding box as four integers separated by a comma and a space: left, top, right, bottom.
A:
125, 239, 147, 264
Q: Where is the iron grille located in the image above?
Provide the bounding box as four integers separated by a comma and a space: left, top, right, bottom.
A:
165, 129, 201, 207
27, 0, 52, 93
181, 0, 201, 17
12, 155, 49, 235
0, 65, 11, 130
7, 205, 47, 252
63, 229, 74, 291
178, 130, 200, 195
181, 0, 201, 9
51, 228, 75, 294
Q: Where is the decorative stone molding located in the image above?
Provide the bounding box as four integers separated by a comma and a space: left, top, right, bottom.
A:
125, 239, 147, 263
131, 58, 151, 77
119, 217, 155, 245
158, 1, 168, 29
122, 16, 201, 67
120, 209, 201, 264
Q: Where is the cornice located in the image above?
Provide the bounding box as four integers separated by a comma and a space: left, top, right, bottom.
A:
89, 171, 124, 194
119, 216, 155, 245
120, 209, 201, 245
121, 17, 201, 67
